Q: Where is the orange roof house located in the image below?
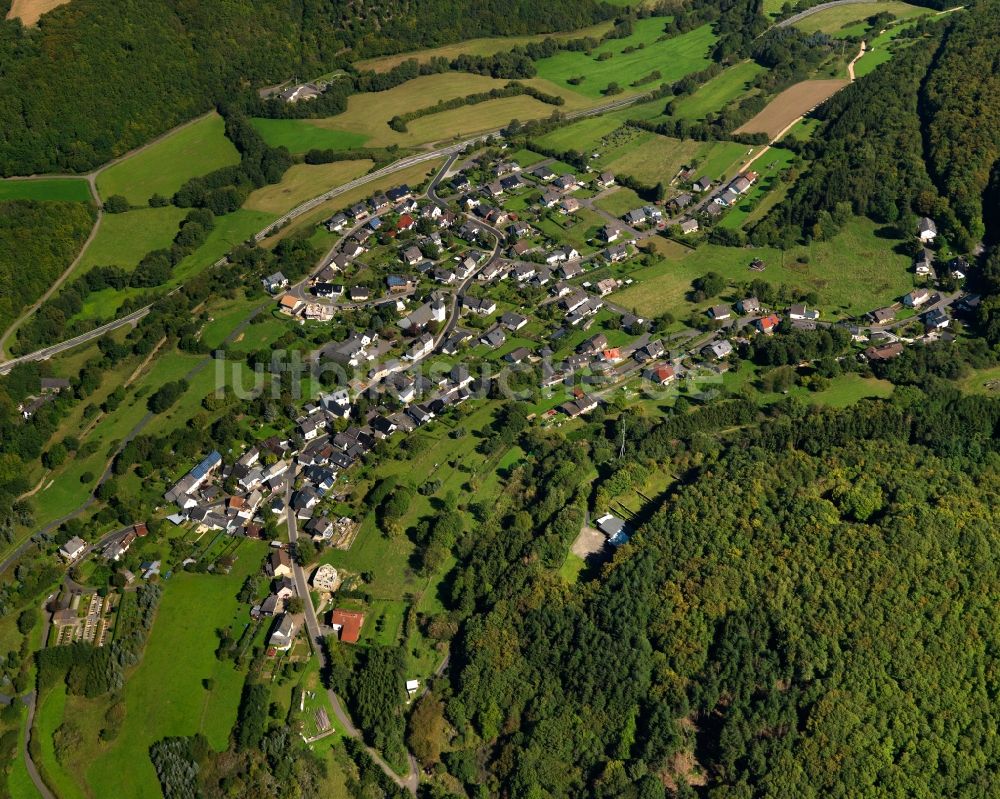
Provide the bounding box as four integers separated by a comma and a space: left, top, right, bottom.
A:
331, 609, 365, 644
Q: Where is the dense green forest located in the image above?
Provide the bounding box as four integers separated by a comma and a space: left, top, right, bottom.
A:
0, 0, 615, 175
424, 389, 1000, 797
0, 200, 95, 335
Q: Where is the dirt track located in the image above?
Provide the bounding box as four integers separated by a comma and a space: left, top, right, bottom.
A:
734, 79, 849, 139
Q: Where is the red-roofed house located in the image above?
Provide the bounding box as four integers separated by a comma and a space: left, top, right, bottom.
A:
601, 348, 622, 363
754, 314, 781, 334
330, 609, 365, 644
395, 214, 415, 232
645, 364, 675, 385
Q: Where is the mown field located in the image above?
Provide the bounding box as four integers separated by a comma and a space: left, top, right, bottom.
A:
249, 118, 369, 154
614, 217, 914, 319
0, 178, 91, 202
534, 19, 716, 98
853, 17, 927, 77
792, 1, 930, 36
96, 113, 240, 205
603, 133, 752, 185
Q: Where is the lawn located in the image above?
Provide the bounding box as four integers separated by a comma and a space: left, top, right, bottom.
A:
249, 118, 369, 154
853, 18, 927, 78
97, 113, 240, 205
671, 60, 765, 121
957, 364, 1000, 395
534, 20, 716, 98
594, 186, 645, 217
792, 1, 930, 35
614, 216, 915, 319
85, 543, 269, 798
244, 160, 374, 215
0, 178, 92, 202
559, 552, 586, 583
725, 361, 894, 407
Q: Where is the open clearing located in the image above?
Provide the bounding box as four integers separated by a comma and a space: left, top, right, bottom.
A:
735, 79, 848, 139
355, 21, 617, 72
249, 118, 369, 154
613, 217, 914, 320
534, 20, 716, 98
244, 159, 373, 214
77, 206, 187, 273
792, 1, 930, 35
0, 178, 91, 202
5, 0, 69, 25
97, 112, 240, 205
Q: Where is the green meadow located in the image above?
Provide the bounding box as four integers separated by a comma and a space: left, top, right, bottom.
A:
671, 60, 765, 120
534, 20, 716, 97
97, 113, 240, 205
249, 118, 369, 154
0, 178, 92, 202
614, 217, 914, 320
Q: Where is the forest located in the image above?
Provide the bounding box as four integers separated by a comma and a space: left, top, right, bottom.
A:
0, 0, 617, 175
420, 387, 1000, 797
0, 200, 95, 336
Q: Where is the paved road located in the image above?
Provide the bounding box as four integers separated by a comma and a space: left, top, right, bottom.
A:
284, 484, 420, 794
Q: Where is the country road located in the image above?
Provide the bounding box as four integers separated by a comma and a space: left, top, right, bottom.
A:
0, 91, 650, 377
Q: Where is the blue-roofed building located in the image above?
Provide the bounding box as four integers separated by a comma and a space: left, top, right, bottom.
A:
595, 513, 630, 547
369, 216, 382, 231
189, 450, 222, 490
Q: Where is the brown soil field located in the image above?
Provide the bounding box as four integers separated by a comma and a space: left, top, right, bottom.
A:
6, 0, 70, 25
735, 79, 848, 139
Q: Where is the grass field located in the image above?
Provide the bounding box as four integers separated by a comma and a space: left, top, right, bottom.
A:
355, 21, 617, 72
792, 1, 929, 35
614, 216, 914, 319
671, 61, 766, 121
249, 118, 369, 154
77, 205, 187, 273
604, 133, 751, 185
97, 113, 240, 205
85, 543, 269, 798
957, 364, 1000, 395
735, 79, 849, 139
0, 178, 92, 202
534, 20, 715, 98
309, 73, 594, 149
594, 186, 645, 217
725, 360, 895, 406
34, 683, 87, 799
244, 160, 373, 214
